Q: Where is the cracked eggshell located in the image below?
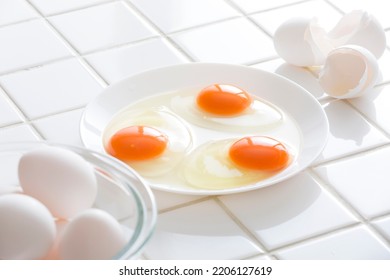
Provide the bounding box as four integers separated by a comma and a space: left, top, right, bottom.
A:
274, 17, 333, 67
328, 10, 386, 59
319, 45, 379, 99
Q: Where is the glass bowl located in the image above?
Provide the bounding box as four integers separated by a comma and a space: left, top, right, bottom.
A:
0, 141, 157, 260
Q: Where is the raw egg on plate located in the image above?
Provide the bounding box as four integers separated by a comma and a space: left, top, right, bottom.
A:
103, 107, 192, 178
183, 136, 291, 189
196, 84, 252, 116
171, 84, 283, 132
107, 125, 168, 161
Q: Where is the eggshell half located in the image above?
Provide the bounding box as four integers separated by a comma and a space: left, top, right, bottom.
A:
328, 10, 386, 59
18, 146, 97, 219
274, 17, 333, 66
318, 45, 379, 99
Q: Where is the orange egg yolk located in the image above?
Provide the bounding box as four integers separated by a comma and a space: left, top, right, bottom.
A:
196, 84, 252, 116
229, 136, 289, 172
106, 126, 168, 161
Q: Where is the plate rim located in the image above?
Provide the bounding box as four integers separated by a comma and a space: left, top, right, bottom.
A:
80, 62, 329, 195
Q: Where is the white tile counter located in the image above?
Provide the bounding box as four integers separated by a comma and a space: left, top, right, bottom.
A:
1, 0, 390, 260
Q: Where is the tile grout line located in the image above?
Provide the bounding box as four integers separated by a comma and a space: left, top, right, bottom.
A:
37, 0, 119, 17
307, 168, 390, 249
344, 88, 390, 139
213, 197, 276, 259
0, 17, 40, 30
24, 0, 110, 88
122, 0, 196, 63
0, 0, 118, 30
223, 0, 273, 39
0, 84, 45, 140
311, 142, 390, 169
157, 196, 213, 215
323, 0, 346, 15
161, 16, 243, 37
0, 105, 87, 131
0, 36, 157, 79
244, 0, 315, 16
268, 223, 362, 256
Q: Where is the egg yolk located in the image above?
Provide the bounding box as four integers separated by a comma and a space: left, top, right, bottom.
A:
229, 136, 289, 172
106, 126, 168, 161
196, 84, 252, 116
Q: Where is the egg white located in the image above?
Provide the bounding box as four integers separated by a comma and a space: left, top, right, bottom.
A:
103, 107, 192, 178
182, 139, 274, 190
170, 89, 284, 132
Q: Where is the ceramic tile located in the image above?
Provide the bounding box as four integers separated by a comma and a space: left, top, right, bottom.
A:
152, 190, 205, 212
348, 85, 390, 135
144, 199, 262, 259
33, 109, 84, 146
247, 255, 272, 260
0, 0, 39, 26
0, 20, 72, 74
328, 0, 390, 29
49, 2, 156, 54
373, 216, 390, 241
314, 146, 390, 218
0, 58, 103, 119
276, 226, 390, 259
230, 0, 309, 13
85, 38, 188, 84
251, 0, 342, 35
130, 0, 239, 33
313, 100, 389, 164
376, 49, 390, 84
220, 172, 357, 250
0, 124, 40, 143
29, 0, 112, 15
0, 89, 22, 127
251, 59, 326, 99
171, 18, 275, 64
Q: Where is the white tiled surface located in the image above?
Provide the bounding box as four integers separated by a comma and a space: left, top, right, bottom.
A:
85, 38, 188, 83
129, 0, 239, 33
1, 0, 390, 260
0, 19, 72, 74
0, 0, 38, 26
49, 2, 157, 54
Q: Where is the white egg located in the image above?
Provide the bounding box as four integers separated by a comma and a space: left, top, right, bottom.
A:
18, 146, 97, 219
319, 45, 379, 99
170, 88, 283, 133
58, 208, 128, 260
43, 219, 68, 260
103, 107, 192, 177
0, 194, 56, 260
183, 138, 291, 190
328, 10, 386, 59
273, 17, 333, 66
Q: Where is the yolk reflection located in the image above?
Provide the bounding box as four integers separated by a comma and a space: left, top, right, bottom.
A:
229, 136, 289, 172
196, 84, 252, 116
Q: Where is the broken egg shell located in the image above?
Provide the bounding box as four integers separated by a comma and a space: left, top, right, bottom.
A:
273, 17, 333, 67
318, 45, 379, 99
328, 10, 386, 59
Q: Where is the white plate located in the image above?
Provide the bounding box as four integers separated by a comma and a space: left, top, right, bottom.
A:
80, 63, 328, 195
